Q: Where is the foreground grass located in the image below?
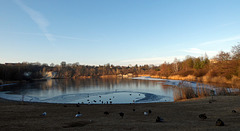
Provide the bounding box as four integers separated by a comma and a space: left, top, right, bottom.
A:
0, 95, 239, 131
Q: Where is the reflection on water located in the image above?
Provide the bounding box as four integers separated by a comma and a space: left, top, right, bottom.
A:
0, 78, 174, 104
1, 77, 239, 104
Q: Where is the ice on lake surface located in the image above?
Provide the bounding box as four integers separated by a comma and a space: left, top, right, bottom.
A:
0, 77, 238, 104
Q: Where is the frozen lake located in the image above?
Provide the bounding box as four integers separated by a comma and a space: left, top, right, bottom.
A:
0, 77, 237, 104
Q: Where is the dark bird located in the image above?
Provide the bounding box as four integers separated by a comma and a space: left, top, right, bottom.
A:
148, 110, 152, 114
216, 119, 224, 126
99, 96, 101, 98
232, 110, 237, 113
76, 103, 80, 107
199, 113, 207, 120
156, 116, 164, 122
109, 98, 111, 100
93, 100, 96, 102
129, 94, 132, 96
133, 109, 135, 112
119, 112, 124, 118
104, 111, 109, 115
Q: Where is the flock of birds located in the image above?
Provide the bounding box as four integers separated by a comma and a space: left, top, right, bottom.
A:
39, 93, 238, 127
40, 108, 164, 123
77, 93, 142, 105
39, 108, 238, 126
198, 109, 237, 126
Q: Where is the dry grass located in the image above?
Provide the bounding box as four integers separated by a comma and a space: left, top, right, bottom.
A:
0, 96, 240, 131
173, 81, 213, 101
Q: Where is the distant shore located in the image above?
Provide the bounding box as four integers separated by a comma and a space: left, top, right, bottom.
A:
0, 95, 239, 130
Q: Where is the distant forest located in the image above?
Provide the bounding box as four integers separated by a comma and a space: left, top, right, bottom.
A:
1, 44, 240, 86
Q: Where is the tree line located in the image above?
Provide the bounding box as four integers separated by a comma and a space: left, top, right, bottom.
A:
1, 44, 240, 84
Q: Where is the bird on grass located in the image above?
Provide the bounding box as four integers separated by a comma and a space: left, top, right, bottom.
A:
216, 119, 224, 126
148, 110, 152, 114
104, 111, 109, 115
232, 110, 237, 113
119, 112, 124, 118
156, 116, 164, 122
40, 112, 47, 116
76, 102, 80, 107
75, 112, 82, 117
199, 113, 207, 120
133, 109, 135, 112
144, 112, 148, 116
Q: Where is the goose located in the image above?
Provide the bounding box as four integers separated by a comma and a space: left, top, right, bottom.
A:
156, 116, 164, 122
199, 113, 207, 120
216, 119, 224, 126
104, 111, 109, 115
119, 112, 124, 118
148, 110, 152, 114
75, 112, 82, 117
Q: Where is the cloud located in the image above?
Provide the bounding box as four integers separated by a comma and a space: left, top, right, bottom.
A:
15, 0, 55, 41
200, 35, 240, 46
183, 48, 217, 57
119, 56, 185, 65
8, 31, 99, 42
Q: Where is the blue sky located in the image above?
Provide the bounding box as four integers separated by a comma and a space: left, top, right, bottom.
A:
1, 0, 240, 66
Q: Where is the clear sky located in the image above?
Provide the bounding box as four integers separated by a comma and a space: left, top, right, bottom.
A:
1, 0, 240, 66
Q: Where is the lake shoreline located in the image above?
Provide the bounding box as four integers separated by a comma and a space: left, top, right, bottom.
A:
0, 95, 239, 130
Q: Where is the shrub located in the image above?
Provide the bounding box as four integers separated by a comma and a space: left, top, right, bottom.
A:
173, 81, 196, 101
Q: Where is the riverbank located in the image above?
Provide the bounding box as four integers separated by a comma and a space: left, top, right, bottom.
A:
137, 74, 240, 88
0, 95, 239, 131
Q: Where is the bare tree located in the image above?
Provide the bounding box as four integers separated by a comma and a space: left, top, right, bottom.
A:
231, 43, 240, 60
215, 51, 231, 61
